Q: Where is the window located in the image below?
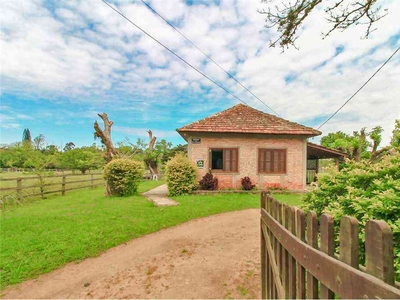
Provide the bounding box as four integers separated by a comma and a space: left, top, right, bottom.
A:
210, 148, 238, 172
258, 149, 286, 174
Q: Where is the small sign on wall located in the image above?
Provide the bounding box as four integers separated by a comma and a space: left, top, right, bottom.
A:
192, 138, 201, 144
196, 159, 204, 169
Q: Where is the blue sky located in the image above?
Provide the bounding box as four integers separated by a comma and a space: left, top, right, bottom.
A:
1, 0, 400, 148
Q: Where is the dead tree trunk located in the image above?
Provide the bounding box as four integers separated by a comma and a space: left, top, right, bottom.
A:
94, 113, 118, 163
94, 113, 118, 196
145, 130, 158, 177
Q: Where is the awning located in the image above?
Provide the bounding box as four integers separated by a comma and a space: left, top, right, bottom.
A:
307, 142, 348, 159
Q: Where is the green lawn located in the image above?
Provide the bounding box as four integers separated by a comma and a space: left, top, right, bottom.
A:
0, 182, 303, 290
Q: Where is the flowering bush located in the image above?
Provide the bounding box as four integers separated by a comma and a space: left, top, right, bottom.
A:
199, 172, 218, 190
241, 176, 255, 190
165, 153, 197, 196
303, 149, 400, 280
103, 159, 144, 196
265, 183, 288, 193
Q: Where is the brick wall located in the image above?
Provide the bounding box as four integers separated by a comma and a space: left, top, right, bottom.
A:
188, 134, 306, 191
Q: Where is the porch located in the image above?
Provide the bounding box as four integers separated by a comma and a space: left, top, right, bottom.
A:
306, 142, 347, 184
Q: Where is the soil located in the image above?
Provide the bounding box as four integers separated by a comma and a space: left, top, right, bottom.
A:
3, 209, 261, 299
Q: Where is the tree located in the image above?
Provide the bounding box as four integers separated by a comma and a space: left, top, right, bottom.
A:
22, 128, 32, 147
321, 121, 400, 162
321, 129, 370, 161
144, 130, 158, 176
391, 119, 400, 148
33, 134, 46, 151
63, 142, 75, 152
94, 113, 118, 162
58, 148, 104, 174
258, 0, 388, 49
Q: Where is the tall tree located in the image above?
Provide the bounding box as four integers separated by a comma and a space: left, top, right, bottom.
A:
94, 113, 118, 162
259, 0, 388, 49
22, 128, 32, 147
63, 142, 75, 152
391, 119, 400, 147
33, 134, 46, 151
144, 130, 158, 176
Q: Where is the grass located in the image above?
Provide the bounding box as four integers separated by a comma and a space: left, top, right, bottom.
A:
0, 183, 303, 290
0, 171, 104, 206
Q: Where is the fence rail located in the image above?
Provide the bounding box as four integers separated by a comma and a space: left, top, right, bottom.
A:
260, 192, 400, 299
0, 173, 104, 204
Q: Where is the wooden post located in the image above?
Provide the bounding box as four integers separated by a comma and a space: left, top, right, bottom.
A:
296, 209, 306, 299
320, 214, 335, 299
339, 216, 359, 267
307, 211, 319, 299
286, 206, 296, 299
261, 192, 266, 299
335, 157, 340, 170
91, 174, 94, 188
365, 220, 394, 285
17, 178, 22, 200
62, 176, 66, 196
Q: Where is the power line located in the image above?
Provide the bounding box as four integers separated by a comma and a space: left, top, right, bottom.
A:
318, 46, 400, 130
140, 0, 280, 116
101, 0, 251, 107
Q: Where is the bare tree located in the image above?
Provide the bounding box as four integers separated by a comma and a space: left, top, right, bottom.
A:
144, 130, 158, 177
94, 113, 118, 163
259, 0, 388, 50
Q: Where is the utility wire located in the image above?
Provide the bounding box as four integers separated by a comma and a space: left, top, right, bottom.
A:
318, 46, 400, 130
101, 0, 251, 107
140, 0, 280, 116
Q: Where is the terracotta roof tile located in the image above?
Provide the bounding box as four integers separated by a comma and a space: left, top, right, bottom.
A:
177, 104, 321, 136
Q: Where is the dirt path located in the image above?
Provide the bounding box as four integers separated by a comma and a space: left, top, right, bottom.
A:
3, 209, 261, 299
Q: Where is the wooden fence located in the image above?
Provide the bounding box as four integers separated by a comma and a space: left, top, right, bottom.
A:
260, 192, 400, 299
0, 173, 104, 203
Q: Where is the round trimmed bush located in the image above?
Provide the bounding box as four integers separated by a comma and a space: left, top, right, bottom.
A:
103, 158, 144, 196
165, 153, 197, 196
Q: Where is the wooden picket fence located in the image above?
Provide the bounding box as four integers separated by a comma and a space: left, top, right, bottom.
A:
260, 192, 400, 299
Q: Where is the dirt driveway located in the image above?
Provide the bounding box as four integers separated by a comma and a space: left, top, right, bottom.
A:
3, 209, 261, 299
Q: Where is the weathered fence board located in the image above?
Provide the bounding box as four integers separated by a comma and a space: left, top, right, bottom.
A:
260, 192, 400, 299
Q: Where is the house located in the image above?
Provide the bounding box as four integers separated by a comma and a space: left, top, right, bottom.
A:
177, 104, 346, 191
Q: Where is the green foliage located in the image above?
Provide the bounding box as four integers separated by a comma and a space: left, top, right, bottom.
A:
22, 128, 32, 147
58, 147, 104, 173
63, 142, 75, 151
303, 149, 400, 280
391, 119, 400, 147
103, 159, 144, 196
165, 153, 197, 196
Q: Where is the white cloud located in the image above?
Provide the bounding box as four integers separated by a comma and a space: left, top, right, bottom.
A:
0, 0, 399, 146
114, 126, 179, 138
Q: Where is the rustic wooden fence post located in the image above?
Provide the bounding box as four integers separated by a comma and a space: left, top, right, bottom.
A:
261, 192, 267, 299
307, 211, 319, 299
365, 220, 394, 285
62, 176, 66, 196
91, 174, 94, 188
17, 178, 22, 200
296, 208, 306, 299
320, 214, 335, 299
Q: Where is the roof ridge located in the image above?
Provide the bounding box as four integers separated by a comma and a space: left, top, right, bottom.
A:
177, 104, 321, 136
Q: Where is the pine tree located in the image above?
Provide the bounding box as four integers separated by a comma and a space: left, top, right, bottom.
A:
22, 128, 32, 147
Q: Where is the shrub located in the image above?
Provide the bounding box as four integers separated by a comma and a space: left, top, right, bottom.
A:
165, 153, 197, 196
103, 158, 144, 196
265, 183, 288, 193
241, 176, 255, 190
303, 149, 400, 280
199, 172, 218, 190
